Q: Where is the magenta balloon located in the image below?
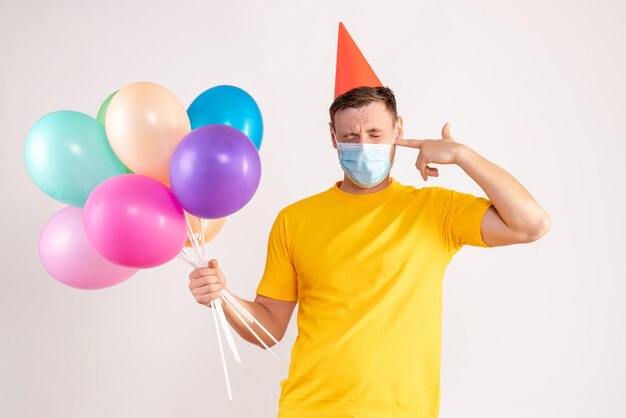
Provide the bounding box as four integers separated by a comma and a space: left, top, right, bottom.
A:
169, 124, 261, 218
39, 207, 138, 290
83, 174, 187, 268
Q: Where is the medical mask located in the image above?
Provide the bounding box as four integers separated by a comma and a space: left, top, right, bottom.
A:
335, 127, 396, 188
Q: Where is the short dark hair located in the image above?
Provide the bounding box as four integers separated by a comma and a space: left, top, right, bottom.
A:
329, 86, 397, 127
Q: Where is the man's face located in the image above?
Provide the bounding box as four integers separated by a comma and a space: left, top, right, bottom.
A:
329, 101, 403, 164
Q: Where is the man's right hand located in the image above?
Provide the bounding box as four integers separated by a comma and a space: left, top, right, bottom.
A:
188, 259, 227, 308
187, 259, 297, 348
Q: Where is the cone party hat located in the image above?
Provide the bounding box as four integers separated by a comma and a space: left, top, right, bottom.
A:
334, 22, 383, 99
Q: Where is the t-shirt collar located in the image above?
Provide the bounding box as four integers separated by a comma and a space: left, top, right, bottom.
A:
330, 177, 401, 200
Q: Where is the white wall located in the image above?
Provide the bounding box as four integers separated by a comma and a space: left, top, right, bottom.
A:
1, 0, 624, 417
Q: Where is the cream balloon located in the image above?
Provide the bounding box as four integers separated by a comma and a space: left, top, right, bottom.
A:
186, 214, 227, 247
105, 81, 191, 186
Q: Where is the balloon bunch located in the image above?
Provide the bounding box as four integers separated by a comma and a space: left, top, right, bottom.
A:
25, 81, 279, 399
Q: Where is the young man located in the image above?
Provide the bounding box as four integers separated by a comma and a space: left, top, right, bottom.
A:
188, 23, 550, 417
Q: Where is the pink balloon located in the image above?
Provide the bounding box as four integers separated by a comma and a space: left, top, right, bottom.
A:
39, 207, 138, 290
83, 174, 186, 268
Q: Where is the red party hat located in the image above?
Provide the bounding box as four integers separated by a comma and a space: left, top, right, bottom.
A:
334, 22, 383, 99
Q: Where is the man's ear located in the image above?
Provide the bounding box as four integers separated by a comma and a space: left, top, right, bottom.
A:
395, 115, 404, 142
329, 122, 337, 149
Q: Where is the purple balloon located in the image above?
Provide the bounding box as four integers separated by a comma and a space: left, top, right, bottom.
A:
170, 124, 261, 218
39, 206, 138, 290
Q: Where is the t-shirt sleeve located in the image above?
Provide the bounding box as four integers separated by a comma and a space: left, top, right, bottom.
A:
438, 187, 493, 251
255, 211, 298, 302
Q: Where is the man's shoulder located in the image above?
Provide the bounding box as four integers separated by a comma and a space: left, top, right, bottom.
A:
421, 185, 485, 199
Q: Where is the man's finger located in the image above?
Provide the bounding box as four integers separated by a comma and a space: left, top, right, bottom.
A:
416, 153, 427, 181
394, 138, 428, 148
189, 267, 217, 280
426, 166, 439, 177
442, 122, 454, 140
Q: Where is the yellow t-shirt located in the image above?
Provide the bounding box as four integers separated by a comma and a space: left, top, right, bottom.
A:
256, 177, 493, 418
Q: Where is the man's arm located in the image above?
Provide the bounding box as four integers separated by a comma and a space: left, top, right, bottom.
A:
454, 145, 551, 247
189, 260, 297, 349
221, 293, 297, 348
394, 122, 551, 247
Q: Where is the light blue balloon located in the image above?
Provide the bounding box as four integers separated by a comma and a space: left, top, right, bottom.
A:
187, 85, 264, 150
24, 110, 126, 207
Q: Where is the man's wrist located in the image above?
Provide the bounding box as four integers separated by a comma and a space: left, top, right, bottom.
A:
454, 143, 475, 166
208, 296, 225, 308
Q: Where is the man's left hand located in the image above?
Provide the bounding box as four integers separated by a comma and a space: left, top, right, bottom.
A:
394, 122, 467, 181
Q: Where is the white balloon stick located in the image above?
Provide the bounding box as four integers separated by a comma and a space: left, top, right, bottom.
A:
181, 248, 196, 264
179, 248, 198, 267
219, 293, 282, 362
184, 214, 204, 267
197, 217, 240, 365
222, 290, 254, 323
211, 299, 232, 400
177, 253, 195, 267
221, 290, 280, 346
199, 218, 209, 264
184, 214, 235, 398
215, 297, 242, 364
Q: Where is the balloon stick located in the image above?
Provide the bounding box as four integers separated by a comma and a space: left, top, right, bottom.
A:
177, 254, 195, 268
211, 299, 233, 400
222, 290, 280, 346
184, 214, 204, 267
219, 293, 282, 362
199, 217, 241, 364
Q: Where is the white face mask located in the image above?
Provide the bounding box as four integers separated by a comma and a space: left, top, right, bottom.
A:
335, 126, 397, 188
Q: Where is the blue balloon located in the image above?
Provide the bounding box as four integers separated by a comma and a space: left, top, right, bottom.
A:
187, 85, 263, 151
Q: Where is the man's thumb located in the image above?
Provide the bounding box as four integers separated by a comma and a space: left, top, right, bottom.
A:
442, 122, 455, 140
208, 259, 218, 268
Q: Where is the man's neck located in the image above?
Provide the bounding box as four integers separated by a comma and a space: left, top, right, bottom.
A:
338, 175, 392, 195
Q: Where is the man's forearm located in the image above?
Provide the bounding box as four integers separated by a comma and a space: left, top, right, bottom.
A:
216, 293, 280, 349
455, 145, 550, 235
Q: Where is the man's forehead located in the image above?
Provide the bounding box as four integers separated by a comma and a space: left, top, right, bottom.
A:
334, 104, 395, 133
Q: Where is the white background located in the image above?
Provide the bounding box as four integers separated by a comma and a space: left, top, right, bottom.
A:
1, 0, 625, 417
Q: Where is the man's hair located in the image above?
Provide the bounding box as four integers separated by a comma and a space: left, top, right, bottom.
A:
329, 86, 397, 127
